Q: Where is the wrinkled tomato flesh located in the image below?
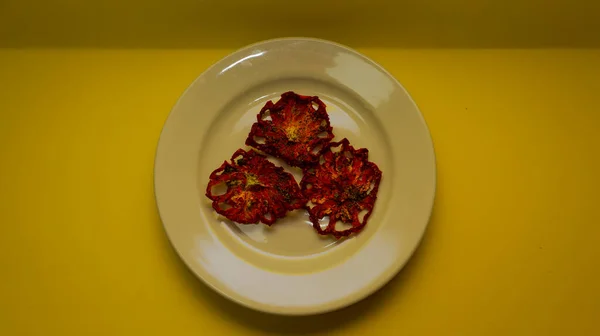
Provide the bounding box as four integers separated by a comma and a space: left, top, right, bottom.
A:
206, 149, 305, 225
300, 139, 382, 238
245, 91, 334, 168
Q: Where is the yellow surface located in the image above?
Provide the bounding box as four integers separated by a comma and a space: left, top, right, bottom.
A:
2, 0, 600, 48
1, 49, 600, 335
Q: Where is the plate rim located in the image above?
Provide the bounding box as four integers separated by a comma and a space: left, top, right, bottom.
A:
154, 37, 437, 315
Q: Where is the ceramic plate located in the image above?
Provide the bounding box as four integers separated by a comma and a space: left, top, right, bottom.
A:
154, 38, 435, 315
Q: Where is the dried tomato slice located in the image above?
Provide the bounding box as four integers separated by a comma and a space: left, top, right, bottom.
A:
245, 91, 334, 168
206, 149, 305, 225
300, 139, 382, 238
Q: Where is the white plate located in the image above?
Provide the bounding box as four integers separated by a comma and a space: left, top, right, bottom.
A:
154, 38, 436, 315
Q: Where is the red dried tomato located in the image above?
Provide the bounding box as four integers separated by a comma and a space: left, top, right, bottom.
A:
300, 139, 382, 238
206, 149, 305, 225
245, 91, 334, 168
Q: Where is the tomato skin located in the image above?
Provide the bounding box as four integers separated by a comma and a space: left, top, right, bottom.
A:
206, 149, 305, 225
300, 139, 382, 238
246, 91, 334, 168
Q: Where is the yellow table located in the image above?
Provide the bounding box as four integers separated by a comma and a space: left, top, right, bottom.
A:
1, 49, 599, 335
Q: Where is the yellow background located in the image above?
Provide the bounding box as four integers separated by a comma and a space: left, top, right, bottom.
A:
1, 0, 600, 48
1, 1, 600, 335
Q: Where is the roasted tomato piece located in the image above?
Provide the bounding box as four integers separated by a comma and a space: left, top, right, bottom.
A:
206, 149, 305, 225
300, 139, 382, 238
245, 91, 334, 168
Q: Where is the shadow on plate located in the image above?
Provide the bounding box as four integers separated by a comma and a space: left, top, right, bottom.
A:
157, 203, 438, 334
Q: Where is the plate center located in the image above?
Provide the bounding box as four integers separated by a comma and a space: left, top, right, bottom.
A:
223, 210, 339, 256
198, 78, 391, 258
